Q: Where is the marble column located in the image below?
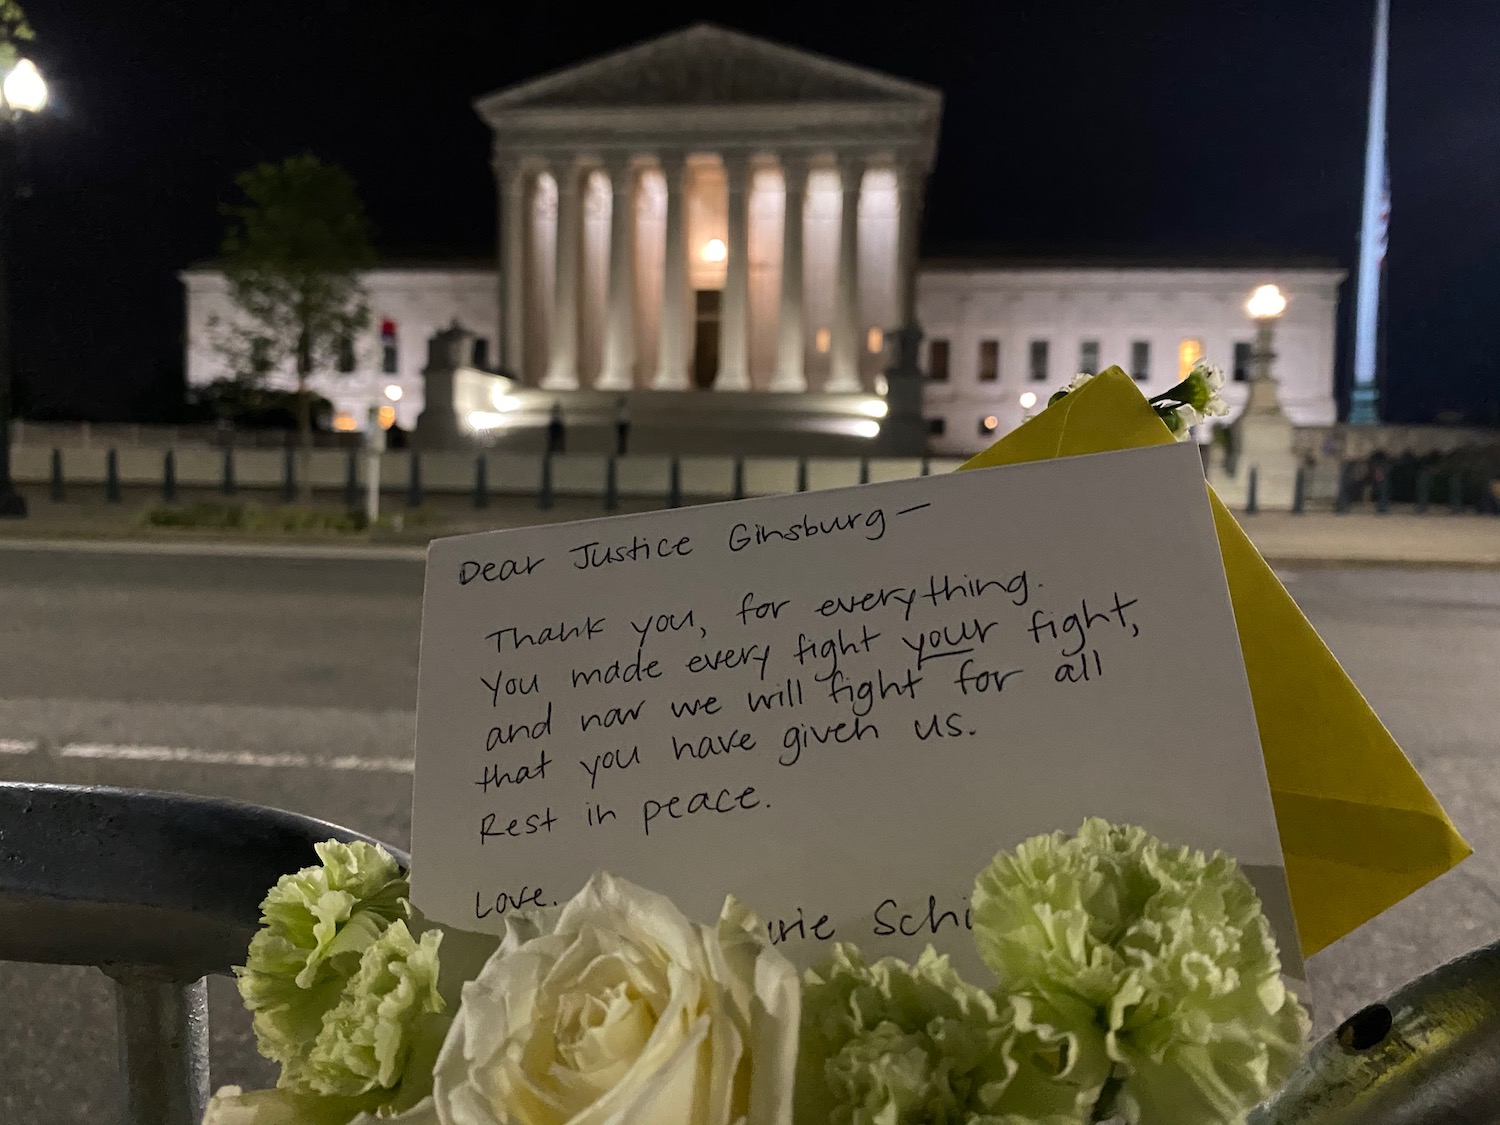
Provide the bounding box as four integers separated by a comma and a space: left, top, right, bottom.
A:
715, 154, 752, 391
598, 158, 637, 390
827, 156, 865, 392
892, 159, 925, 330
543, 157, 582, 389
653, 155, 690, 390
772, 157, 808, 392
498, 161, 528, 377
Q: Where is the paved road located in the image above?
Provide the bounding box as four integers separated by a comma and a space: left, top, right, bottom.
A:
1, 546, 1498, 1123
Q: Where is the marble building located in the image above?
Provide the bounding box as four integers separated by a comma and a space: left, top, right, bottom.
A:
180, 24, 1345, 455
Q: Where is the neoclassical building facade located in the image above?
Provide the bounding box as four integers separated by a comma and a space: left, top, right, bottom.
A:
181, 24, 1345, 454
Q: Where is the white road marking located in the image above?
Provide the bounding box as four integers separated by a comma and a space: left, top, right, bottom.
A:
0, 738, 37, 755
0, 537, 427, 562
53, 742, 414, 773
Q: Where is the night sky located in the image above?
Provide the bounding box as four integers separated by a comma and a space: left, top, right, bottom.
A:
11, 0, 1500, 424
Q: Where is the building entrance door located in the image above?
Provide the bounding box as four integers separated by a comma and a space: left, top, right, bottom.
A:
692, 289, 721, 389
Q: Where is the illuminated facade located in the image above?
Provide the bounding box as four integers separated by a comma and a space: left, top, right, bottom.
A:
180, 24, 1344, 453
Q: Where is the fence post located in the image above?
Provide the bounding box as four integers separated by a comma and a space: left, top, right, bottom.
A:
1291, 466, 1305, 514
105, 448, 121, 503
474, 455, 489, 509
858, 457, 870, 485
407, 451, 423, 508
796, 457, 808, 493
49, 448, 63, 502
1245, 466, 1259, 515
162, 449, 177, 503
604, 455, 618, 511
222, 447, 237, 496
538, 454, 553, 510
1415, 468, 1431, 513
668, 457, 682, 508
1449, 471, 1464, 514
343, 448, 358, 509
732, 457, 745, 500
282, 448, 296, 503
1376, 469, 1391, 513
920, 456, 931, 476
1334, 462, 1350, 514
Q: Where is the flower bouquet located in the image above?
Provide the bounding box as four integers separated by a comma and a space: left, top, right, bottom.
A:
204, 814, 1305, 1125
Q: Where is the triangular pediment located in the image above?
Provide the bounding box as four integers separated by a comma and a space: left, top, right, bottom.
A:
479, 23, 939, 112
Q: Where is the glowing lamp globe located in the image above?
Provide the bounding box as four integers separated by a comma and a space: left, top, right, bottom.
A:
2, 59, 47, 113
1246, 284, 1287, 320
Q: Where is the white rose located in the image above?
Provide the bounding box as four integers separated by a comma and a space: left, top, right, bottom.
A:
432, 872, 799, 1125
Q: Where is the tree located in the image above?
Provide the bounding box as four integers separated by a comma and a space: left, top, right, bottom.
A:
217, 154, 376, 488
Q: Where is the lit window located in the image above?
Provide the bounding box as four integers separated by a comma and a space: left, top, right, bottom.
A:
978, 339, 999, 382
927, 338, 950, 381
867, 327, 884, 353
1130, 340, 1151, 381
1233, 341, 1253, 382
472, 338, 490, 369
1078, 339, 1100, 375
1178, 338, 1204, 379
815, 327, 831, 354
332, 412, 358, 432
336, 335, 356, 373
980, 415, 999, 435
927, 417, 946, 435
377, 404, 396, 430
1029, 340, 1049, 382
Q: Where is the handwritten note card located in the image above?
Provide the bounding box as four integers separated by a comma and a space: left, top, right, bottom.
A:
410, 443, 1299, 976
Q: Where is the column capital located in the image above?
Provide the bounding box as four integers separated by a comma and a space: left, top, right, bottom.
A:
779, 153, 810, 190
833, 152, 868, 184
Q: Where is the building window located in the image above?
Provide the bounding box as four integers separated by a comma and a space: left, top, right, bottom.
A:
1078, 339, 1100, 376
250, 336, 273, 377
380, 318, 399, 375
928, 338, 950, 381
472, 337, 490, 370
1029, 339, 1049, 382
1233, 341, 1253, 382
1178, 337, 1204, 379
815, 327, 832, 354
1130, 340, 1151, 381
336, 335, 356, 373
377, 404, 397, 430
978, 339, 999, 382
867, 327, 884, 353
927, 417, 946, 435
332, 412, 358, 432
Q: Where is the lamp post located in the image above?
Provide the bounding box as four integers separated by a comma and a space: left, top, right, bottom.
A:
1244, 283, 1287, 413
0, 54, 46, 517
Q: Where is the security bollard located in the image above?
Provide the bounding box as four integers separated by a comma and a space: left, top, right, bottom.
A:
1416, 468, 1431, 513
282, 448, 296, 502
1376, 470, 1391, 513
407, 451, 423, 509
1449, 471, 1464, 514
604, 456, 618, 511
538, 454, 553, 510
732, 457, 745, 500
162, 450, 177, 503
920, 456, 931, 476
343, 449, 358, 509
668, 457, 682, 509
796, 457, 808, 493
859, 457, 870, 485
49, 448, 63, 502
1245, 466, 1259, 515
222, 448, 237, 496
1335, 462, 1351, 514
106, 449, 121, 503
1291, 466, 1305, 514
474, 455, 489, 509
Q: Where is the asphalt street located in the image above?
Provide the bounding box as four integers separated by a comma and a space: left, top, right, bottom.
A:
1, 545, 1498, 1123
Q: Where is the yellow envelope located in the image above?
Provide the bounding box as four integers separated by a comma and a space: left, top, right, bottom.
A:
960, 368, 1469, 956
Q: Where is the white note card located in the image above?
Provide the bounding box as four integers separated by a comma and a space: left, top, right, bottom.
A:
410, 443, 1300, 978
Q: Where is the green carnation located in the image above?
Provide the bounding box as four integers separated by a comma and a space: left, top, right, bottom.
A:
236, 841, 410, 1084
797, 944, 1106, 1125
972, 818, 1307, 1124
296, 921, 445, 1099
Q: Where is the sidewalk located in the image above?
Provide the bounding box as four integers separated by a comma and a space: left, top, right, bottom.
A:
0, 493, 1497, 567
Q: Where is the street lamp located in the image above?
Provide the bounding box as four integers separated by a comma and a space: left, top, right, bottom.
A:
0, 53, 46, 517
1244, 284, 1287, 398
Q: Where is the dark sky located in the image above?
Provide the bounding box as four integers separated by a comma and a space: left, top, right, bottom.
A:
12, 0, 1500, 423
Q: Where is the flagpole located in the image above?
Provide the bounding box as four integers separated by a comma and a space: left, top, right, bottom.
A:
1349, 0, 1389, 424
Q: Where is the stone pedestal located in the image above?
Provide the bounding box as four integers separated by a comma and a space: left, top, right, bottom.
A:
878, 325, 928, 457
1222, 374, 1298, 509
414, 325, 472, 451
